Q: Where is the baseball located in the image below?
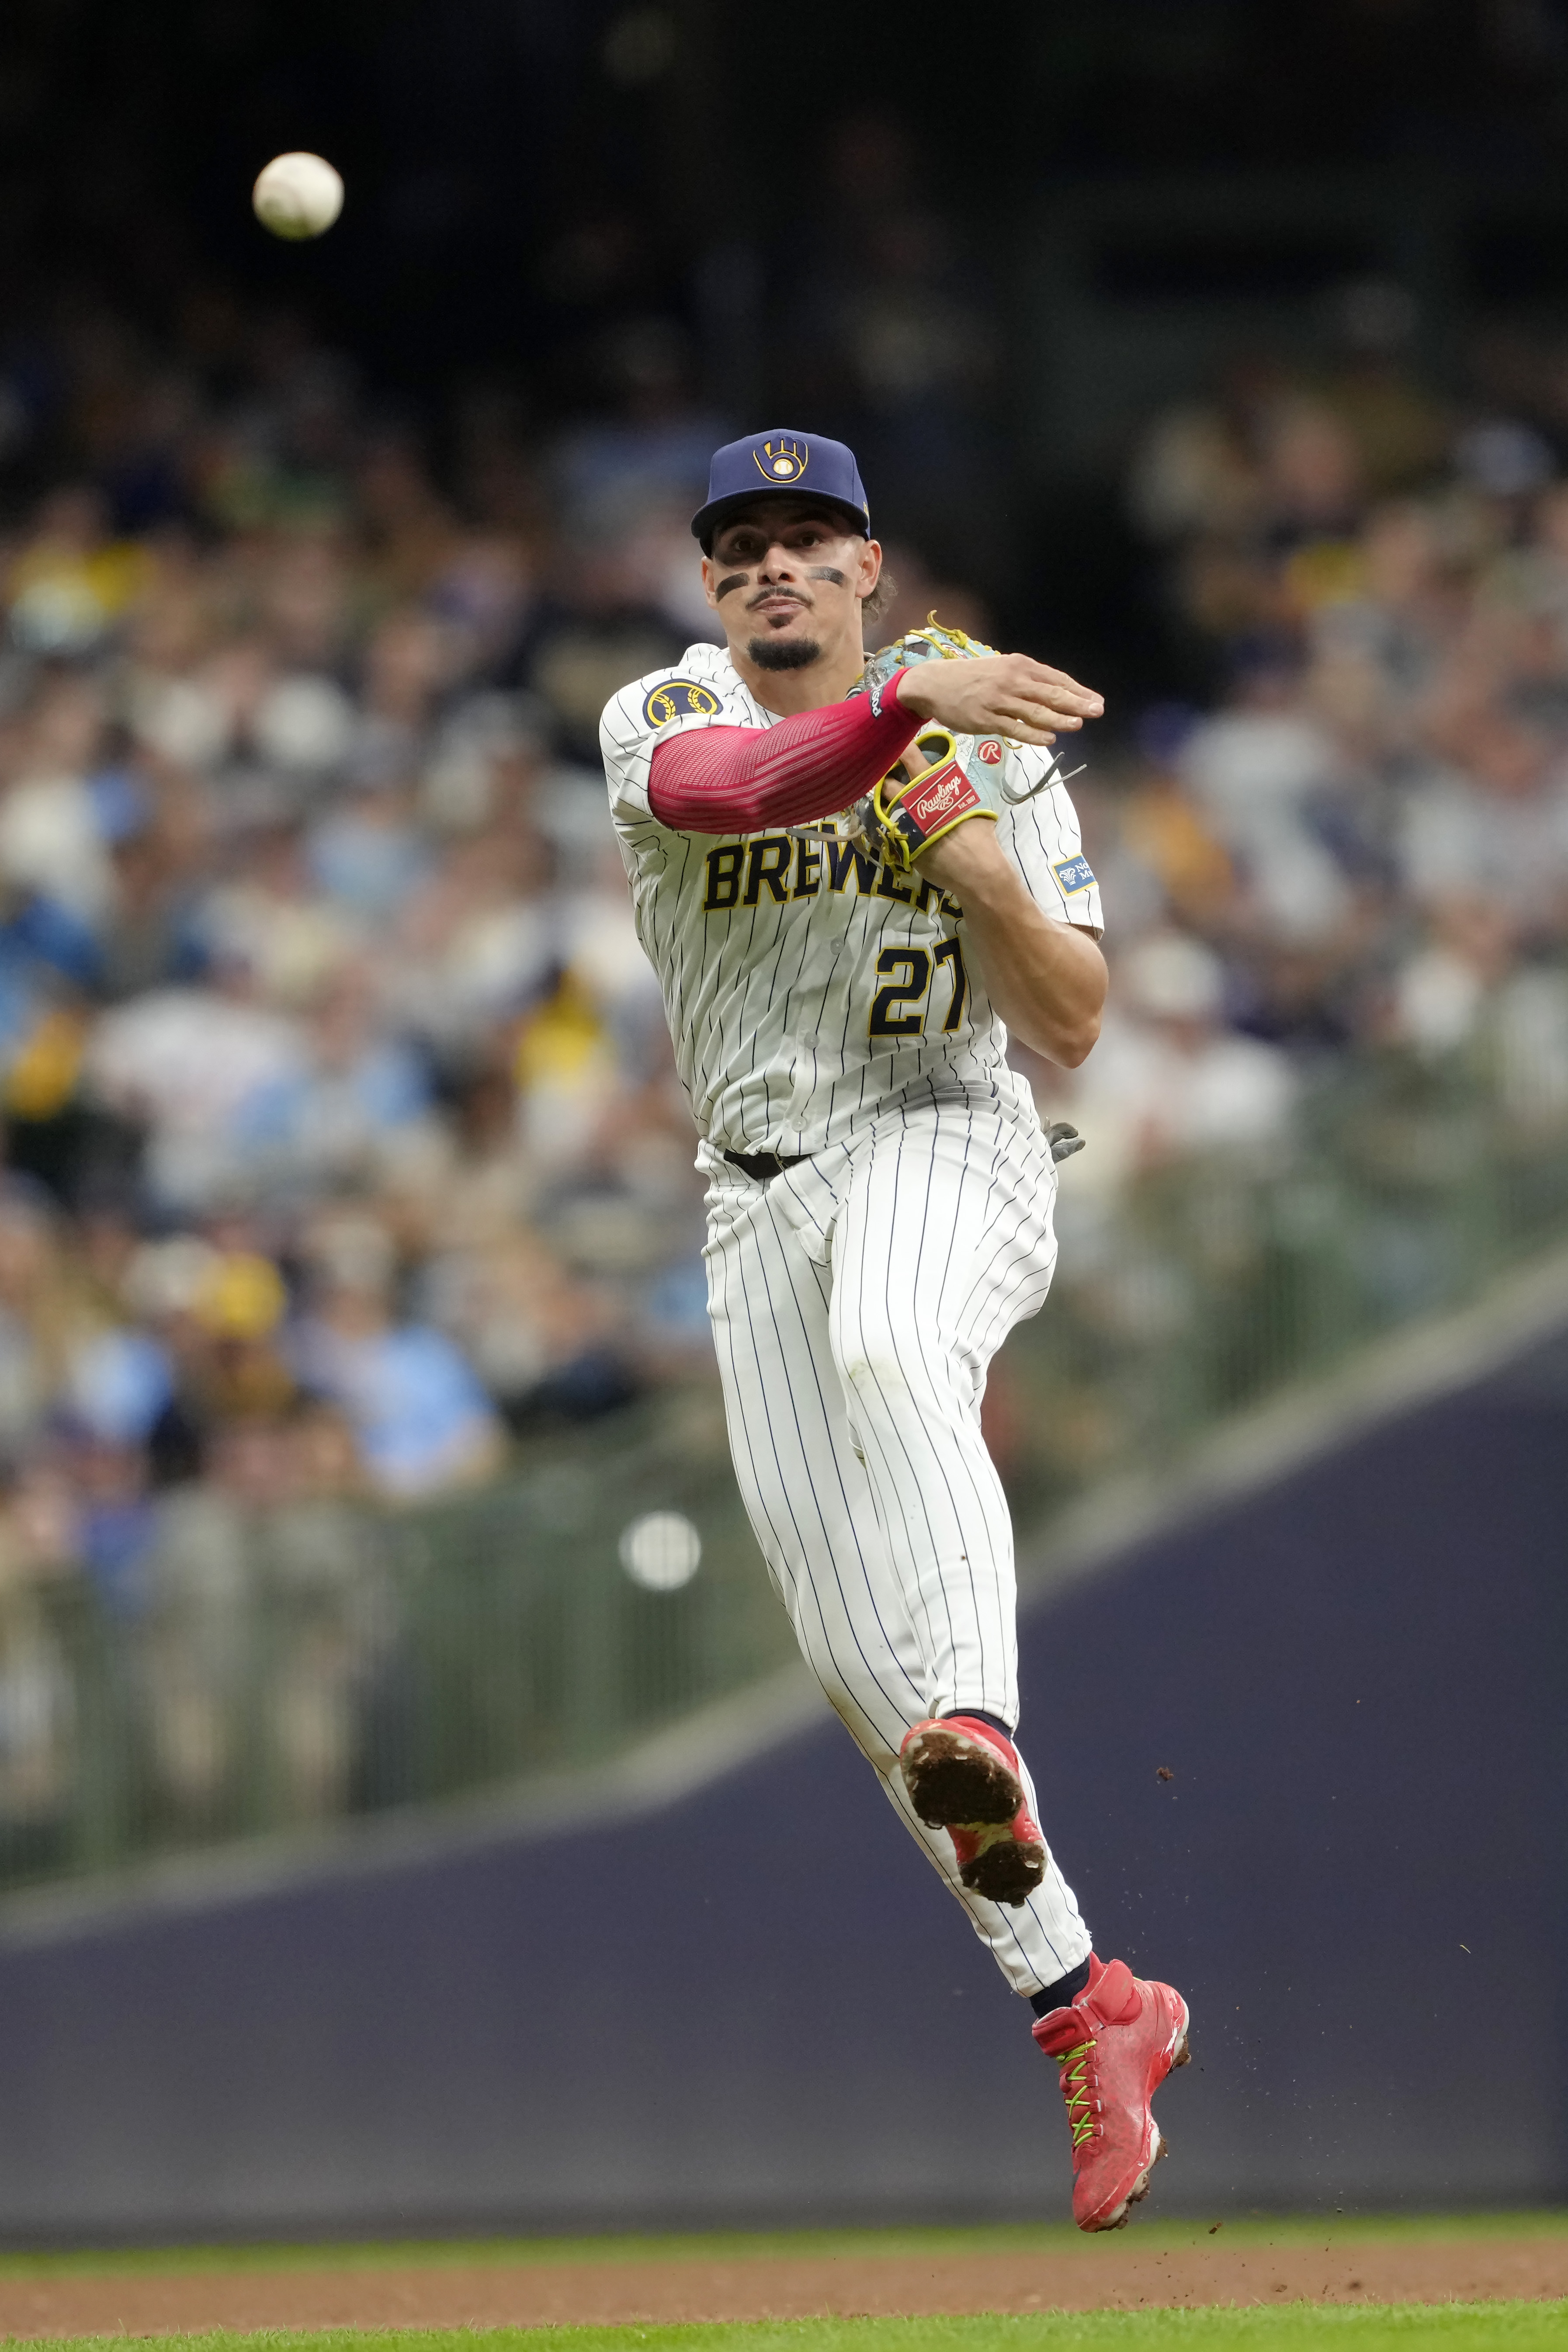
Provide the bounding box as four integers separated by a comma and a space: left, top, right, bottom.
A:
252, 152, 344, 242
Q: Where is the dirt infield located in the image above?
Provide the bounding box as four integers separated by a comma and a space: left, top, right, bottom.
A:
0, 2236, 1564, 2336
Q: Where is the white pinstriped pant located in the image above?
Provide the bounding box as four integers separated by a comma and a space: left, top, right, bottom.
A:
701, 1078, 1092, 1998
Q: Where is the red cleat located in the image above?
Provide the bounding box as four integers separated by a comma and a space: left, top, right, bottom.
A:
898, 1715, 1047, 1907
1032, 1953, 1191, 2231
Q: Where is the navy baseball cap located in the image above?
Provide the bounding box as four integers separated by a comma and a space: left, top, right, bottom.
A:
691, 429, 871, 552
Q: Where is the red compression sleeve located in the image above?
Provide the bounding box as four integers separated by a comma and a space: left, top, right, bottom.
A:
647, 671, 919, 833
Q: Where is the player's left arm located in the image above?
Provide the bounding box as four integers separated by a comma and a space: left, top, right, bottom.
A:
919, 821, 1106, 1067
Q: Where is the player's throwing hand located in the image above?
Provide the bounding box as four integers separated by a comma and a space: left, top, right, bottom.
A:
897, 652, 1103, 746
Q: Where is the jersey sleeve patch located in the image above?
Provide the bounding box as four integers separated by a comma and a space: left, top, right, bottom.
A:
643, 678, 723, 729
1052, 853, 1096, 896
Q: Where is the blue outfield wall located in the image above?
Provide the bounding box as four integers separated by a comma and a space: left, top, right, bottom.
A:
0, 1329, 1564, 2240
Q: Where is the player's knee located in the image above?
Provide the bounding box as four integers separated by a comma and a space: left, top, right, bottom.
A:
838, 1330, 971, 1425
833, 1319, 909, 1404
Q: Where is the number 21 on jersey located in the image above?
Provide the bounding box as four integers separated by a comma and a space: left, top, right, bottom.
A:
869, 937, 969, 1038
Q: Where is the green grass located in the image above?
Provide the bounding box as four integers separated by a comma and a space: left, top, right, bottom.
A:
0, 2214, 1562, 2279
19, 2309, 1568, 2351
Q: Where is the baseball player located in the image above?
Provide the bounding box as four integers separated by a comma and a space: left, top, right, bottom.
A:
600, 430, 1189, 2231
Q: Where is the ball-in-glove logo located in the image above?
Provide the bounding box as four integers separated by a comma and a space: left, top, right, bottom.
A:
753, 437, 807, 482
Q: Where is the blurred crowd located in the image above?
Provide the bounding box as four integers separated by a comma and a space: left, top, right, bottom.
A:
0, 104, 1029, 1863
1037, 323, 1568, 1205
0, 298, 741, 1855
7, 260, 1568, 1866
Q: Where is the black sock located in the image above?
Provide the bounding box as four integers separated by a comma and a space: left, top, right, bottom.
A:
1029, 1957, 1092, 2019
942, 1707, 1014, 1741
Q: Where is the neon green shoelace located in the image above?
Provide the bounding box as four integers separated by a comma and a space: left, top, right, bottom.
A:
1058, 2039, 1100, 2149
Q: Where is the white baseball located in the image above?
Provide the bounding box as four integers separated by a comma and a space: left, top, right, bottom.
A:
252, 153, 344, 242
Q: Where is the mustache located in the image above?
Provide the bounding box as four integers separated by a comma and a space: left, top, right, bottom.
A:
745, 585, 810, 613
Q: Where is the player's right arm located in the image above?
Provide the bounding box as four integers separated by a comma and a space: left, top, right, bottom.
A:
645, 686, 922, 833
643, 657, 1099, 832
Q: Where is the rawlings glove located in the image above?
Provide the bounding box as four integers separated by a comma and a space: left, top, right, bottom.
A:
849, 617, 1069, 870
852, 725, 996, 868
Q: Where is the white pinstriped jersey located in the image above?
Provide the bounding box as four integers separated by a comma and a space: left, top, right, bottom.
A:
600, 640, 1104, 1159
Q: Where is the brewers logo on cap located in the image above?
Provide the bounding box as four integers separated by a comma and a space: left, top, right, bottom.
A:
754, 437, 807, 483
644, 678, 722, 729
692, 429, 866, 545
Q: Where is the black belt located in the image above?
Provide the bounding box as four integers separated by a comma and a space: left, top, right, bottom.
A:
722, 1148, 809, 1182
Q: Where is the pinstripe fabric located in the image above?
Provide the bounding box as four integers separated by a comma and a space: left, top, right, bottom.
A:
602, 645, 1100, 2001
701, 1075, 1092, 1998
600, 644, 1104, 1160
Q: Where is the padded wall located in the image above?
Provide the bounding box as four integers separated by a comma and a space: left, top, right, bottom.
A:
0, 1328, 1563, 2238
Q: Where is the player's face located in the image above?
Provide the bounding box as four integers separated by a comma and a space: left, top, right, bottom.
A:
702, 502, 881, 672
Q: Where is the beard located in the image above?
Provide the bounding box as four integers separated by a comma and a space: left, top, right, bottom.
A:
748, 634, 822, 671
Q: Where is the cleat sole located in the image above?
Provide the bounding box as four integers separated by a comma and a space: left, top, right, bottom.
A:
959, 1836, 1047, 1907
902, 1726, 1021, 1828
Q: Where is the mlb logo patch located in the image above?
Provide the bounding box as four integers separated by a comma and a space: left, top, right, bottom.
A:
1052, 854, 1096, 896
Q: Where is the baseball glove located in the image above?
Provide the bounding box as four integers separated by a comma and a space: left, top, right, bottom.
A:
849, 617, 1063, 870
854, 723, 995, 868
